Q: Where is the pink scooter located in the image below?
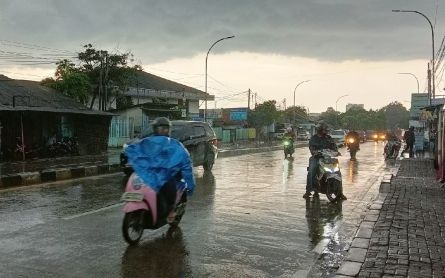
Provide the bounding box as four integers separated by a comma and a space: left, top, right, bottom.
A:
121, 173, 187, 245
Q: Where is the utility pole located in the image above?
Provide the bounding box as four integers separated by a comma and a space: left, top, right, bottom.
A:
283, 98, 286, 111
98, 53, 103, 110
254, 93, 257, 108
104, 53, 110, 110
428, 63, 432, 103
247, 88, 251, 109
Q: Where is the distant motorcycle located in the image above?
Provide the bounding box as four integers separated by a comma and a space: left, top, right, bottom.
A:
345, 136, 359, 161
121, 173, 187, 245
283, 137, 295, 158
384, 139, 401, 159
314, 149, 343, 203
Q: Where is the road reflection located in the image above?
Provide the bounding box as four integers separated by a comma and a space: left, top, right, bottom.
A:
121, 228, 191, 278
282, 158, 294, 189
346, 160, 359, 183
305, 198, 343, 248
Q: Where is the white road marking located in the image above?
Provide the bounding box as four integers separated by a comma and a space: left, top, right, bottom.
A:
62, 203, 122, 220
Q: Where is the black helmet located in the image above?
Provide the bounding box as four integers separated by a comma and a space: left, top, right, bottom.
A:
316, 121, 329, 132
152, 117, 171, 129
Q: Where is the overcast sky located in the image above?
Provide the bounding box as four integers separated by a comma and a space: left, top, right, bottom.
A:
0, 0, 444, 112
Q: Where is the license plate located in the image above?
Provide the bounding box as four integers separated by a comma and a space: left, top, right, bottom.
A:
121, 192, 144, 202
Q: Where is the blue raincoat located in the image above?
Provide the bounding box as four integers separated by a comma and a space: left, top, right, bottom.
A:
125, 135, 195, 194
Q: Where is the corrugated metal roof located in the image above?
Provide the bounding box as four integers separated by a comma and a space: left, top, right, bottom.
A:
0, 75, 113, 116
135, 71, 208, 98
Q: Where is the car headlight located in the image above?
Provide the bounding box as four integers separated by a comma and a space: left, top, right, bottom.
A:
123, 143, 129, 150
373, 135, 378, 138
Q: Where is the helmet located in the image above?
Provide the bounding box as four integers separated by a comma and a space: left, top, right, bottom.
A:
286, 127, 292, 132
152, 117, 171, 129
316, 121, 329, 132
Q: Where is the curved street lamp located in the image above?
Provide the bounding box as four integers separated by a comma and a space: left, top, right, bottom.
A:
397, 72, 420, 94
293, 80, 311, 123
335, 94, 349, 111
204, 35, 235, 121
392, 9, 435, 103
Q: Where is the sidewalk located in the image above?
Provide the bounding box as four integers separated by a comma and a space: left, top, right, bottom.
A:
0, 142, 306, 189
337, 158, 445, 277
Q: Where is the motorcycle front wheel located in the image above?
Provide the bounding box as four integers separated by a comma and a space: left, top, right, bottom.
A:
122, 210, 144, 245
326, 179, 342, 203
169, 200, 187, 228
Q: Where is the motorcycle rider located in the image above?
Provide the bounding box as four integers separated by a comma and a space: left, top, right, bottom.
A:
125, 117, 195, 222
304, 122, 347, 200
283, 127, 296, 157
284, 127, 296, 141
346, 129, 360, 148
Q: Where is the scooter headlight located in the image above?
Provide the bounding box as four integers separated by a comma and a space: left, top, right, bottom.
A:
283, 141, 290, 146
323, 166, 333, 173
348, 138, 355, 144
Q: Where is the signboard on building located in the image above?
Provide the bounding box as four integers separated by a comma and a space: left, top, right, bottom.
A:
229, 109, 248, 121
410, 94, 429, 120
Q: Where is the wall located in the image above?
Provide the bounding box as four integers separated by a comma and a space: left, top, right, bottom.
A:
75, 115, 111, 155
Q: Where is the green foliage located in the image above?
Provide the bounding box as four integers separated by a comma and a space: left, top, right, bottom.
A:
382, 101, 409, 129
319, 107, 340, 128
283, 106, 308, 123
248, 100, 280, 128
42, 44, 140, 109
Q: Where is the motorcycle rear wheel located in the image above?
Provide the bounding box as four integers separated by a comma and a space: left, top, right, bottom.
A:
326, 179, 342, 203
122, 210, 144, 245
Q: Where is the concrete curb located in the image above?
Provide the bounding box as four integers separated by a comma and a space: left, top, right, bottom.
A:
0, 143, 307, 189
0, 163, 121, 189
335, 164, 400, 277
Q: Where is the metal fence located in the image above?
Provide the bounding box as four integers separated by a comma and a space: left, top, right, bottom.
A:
213, 127, 256, 143
108, 117, 134, 147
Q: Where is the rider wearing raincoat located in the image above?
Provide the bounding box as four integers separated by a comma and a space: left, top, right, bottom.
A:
125, 117, 195, 220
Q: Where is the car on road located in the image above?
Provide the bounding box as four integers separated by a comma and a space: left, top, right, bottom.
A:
368, 130, 386, 142
296, 130, 309, 141
330, 130, 346, 146
120, 121, 218, 174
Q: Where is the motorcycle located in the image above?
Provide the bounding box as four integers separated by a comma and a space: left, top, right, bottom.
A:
121, 173, 187, 245
314, 149, 343, 203
345, 137, 359, 161
283, 137, 295, 158
384, 139, 401, 159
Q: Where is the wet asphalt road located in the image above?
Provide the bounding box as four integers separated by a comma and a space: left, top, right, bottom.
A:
0, 142, 389, 278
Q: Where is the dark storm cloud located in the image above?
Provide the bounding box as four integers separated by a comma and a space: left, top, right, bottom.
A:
0, 0, 443, 63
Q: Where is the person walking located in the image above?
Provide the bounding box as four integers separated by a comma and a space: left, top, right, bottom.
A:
401, 127, 415, 158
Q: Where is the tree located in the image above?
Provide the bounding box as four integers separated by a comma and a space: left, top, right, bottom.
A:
248, 100, 280, 128
283, 106, 308, 124
319, 107, 340, 128
382, 102, 409, 130
42, 44, 140, 110
41, 60, 91, 104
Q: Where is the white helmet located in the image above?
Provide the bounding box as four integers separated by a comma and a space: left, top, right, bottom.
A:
286, 127, 292, 132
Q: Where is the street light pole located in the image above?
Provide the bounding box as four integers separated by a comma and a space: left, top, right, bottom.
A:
397, 72, 420, 94
204, 35, 235, 121
392, 9, 435, 103
293, 80, 310, 124
335, 94, 348, 112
